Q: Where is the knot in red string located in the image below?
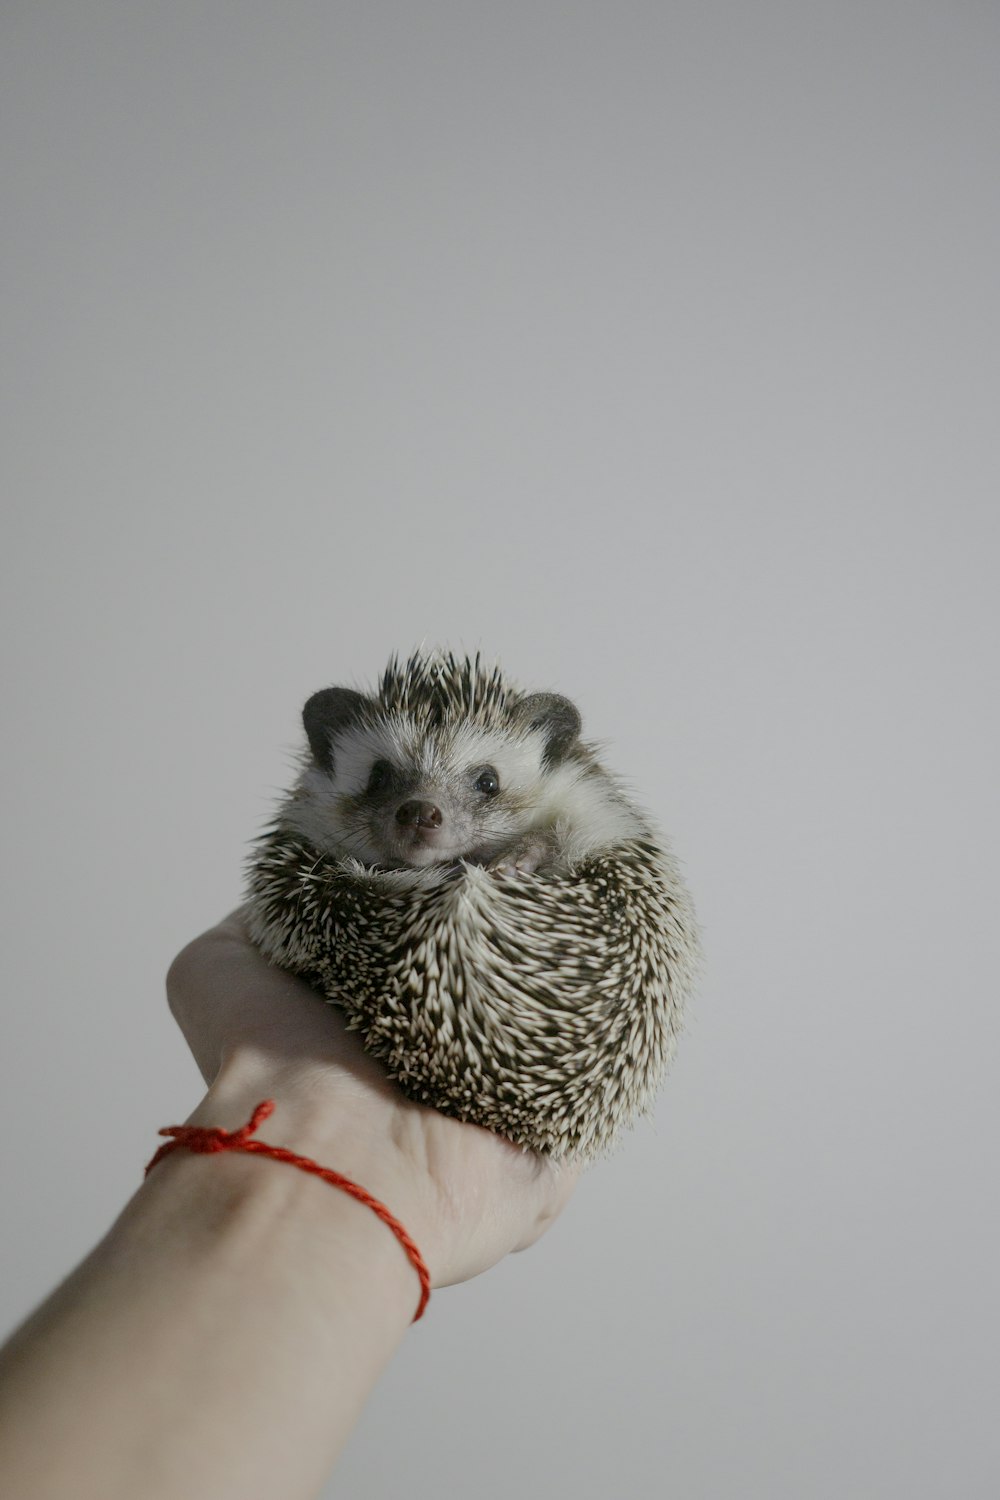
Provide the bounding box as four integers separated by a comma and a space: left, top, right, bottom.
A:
150, 1099, 276, 1160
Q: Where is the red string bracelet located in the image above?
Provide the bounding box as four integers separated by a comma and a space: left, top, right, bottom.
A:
145, 1099, 431, 1322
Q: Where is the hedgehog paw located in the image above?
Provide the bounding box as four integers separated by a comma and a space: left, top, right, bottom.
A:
490, 840, 550, 877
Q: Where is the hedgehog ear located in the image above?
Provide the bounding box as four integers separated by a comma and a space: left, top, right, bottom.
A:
516, 692, 582, 766
302, 687, 370, 773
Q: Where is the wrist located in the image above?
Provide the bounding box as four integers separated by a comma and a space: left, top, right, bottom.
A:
179, 1051, 443, 1290
142, 1144, 421, 1323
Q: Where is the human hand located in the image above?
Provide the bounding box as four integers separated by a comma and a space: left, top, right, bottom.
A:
166, 910, 579, 1289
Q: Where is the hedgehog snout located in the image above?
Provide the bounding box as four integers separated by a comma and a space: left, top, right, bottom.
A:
395, 799, 443, 830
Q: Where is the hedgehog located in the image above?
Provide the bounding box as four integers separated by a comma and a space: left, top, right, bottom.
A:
243, 650, 700, 1160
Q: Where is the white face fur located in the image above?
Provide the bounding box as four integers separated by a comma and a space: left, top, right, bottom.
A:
280, 715, 558, 868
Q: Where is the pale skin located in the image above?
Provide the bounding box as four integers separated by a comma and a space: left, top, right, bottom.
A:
0, 910, 579, 1500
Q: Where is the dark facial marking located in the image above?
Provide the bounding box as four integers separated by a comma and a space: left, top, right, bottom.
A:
367, 759, 393, 794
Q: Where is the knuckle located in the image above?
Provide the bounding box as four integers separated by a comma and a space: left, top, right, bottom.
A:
165, 936, 208, 1018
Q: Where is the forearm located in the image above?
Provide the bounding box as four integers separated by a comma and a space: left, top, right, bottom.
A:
0, 910, 578, 1499
0, 1085, 423, 1500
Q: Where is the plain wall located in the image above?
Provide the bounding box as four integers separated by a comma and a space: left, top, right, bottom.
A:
2, 3, 998, 1496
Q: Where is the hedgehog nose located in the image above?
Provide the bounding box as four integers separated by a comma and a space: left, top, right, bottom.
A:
395, 799, 443, 830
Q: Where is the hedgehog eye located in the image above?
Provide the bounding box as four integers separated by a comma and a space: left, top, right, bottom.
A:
367, 760, 392, 793
474, 766, 500, 796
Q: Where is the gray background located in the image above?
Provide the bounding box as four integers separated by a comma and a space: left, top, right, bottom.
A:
2, 3, 998, 1496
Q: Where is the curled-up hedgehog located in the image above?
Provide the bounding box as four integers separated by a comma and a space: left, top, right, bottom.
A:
244, 650, 700, 1160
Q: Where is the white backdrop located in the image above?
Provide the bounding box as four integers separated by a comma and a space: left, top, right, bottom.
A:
2, 4, 998, 1496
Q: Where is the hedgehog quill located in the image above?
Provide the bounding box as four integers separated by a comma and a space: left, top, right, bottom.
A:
244, 651, 700, 1160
